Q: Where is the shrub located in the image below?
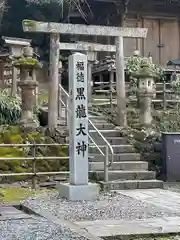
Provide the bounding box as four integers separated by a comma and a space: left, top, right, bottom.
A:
0, 89, 40, 125
0, 89, 21, 124
125, 55, 165, 83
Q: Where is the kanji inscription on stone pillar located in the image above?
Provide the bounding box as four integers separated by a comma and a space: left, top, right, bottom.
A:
58, 52, 99, 201
69, 52, 88, 185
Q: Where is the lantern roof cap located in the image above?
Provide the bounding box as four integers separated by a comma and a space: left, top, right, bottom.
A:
133, 59, 157, 78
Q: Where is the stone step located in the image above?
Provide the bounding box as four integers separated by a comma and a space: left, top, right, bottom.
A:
99, 179, 164, 191
91, 119, 111, 125
89, 118, 109, 123
89, 136, 128, 145
88, 123, 115, 130
89, 114, 105, 119
89, 161, 148, 171
106, 137, 128, 145
89, 145, 135, 154
90, 170, 155, 181
89, 129, 121, 137
89, 153, 141, 162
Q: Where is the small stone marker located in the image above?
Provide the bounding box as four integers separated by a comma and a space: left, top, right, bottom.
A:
58, 53, 99, 201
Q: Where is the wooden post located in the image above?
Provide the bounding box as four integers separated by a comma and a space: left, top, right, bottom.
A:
99, 74, 103, 90
32, 142, 37, 190
115, 36, 127, 127
11, 66, 18, 96
58, 61, 62, 119
48, 33, 60, 131
109, 71, 114, 115
163, 81, 166, 110
87, 62, 92, 103
0, 62, 4, 85
136, 17, 141, 51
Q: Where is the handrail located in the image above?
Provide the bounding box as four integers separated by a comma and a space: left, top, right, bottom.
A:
88, 118, 114, 167
59, 84, 106, 157
88, 134, 105, 156
58, 84, 114, 170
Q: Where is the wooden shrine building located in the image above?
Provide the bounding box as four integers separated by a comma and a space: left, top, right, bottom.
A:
65, 0, 180, 67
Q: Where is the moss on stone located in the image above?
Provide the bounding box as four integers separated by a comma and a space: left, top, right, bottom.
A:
23, 19, 39, 31
0, 186, 53, 203
13, 57, 42, 68
0, 126, 68, 181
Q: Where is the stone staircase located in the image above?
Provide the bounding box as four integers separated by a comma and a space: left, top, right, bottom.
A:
88, 114, 163, 191
58, 84, 163, 191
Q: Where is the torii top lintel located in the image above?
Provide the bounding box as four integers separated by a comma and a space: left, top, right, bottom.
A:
22, 20, 148, 38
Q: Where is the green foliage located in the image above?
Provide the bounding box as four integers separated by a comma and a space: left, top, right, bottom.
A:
171, 73, 180, 95
155, 106, 180, 132
0, 126, 68, 178
125, 56, 165, 83
0, 89, 21, 125
0, 186, 52, 203
0, 90, 40, 125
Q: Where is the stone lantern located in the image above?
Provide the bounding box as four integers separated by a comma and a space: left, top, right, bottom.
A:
134, 59, 156, 126
14, 46, 41, 128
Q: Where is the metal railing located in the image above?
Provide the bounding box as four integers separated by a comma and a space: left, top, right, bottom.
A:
58, 84, 114, 182
0, 143, 69, 190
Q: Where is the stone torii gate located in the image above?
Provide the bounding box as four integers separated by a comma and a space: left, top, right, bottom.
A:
22, 20, 147, 131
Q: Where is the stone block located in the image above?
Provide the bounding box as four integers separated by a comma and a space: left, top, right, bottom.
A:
57, 182, 100, 201
138, 180, 164, 189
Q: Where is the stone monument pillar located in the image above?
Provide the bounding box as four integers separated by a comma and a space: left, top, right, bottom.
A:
14, 46, 41, 128
58, 52, 99, 201
134, 60, 156, 126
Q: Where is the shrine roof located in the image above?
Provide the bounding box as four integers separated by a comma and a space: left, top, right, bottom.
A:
2, 36, 32, 47
167, 60, 180, 66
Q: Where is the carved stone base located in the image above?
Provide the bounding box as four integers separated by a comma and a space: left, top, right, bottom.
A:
19, 117, 39, 129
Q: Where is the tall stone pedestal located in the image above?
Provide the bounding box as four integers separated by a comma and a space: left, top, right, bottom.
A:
139, 91, 154, 126
18, 80, 39, 128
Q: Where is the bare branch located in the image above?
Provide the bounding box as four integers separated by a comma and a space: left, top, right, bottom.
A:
25, 0, 91, 22
0, 0, 6, 30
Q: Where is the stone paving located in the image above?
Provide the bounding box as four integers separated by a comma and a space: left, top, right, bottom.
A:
0, 204, 32, 221
75, 217, 180, 237
3, 188, 180, 239
20, 189, 180, 238
116, 189, 180, 211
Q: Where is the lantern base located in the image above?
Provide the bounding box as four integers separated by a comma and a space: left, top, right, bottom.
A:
19, 117, 39, 129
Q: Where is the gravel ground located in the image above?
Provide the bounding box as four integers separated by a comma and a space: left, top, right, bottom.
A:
109, 236, 180, 240
133, 237, 180, 240
164, 182, 180, 193
22, 191, 180, 222
2, 183, 180, 240
0, 216, 91, 240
